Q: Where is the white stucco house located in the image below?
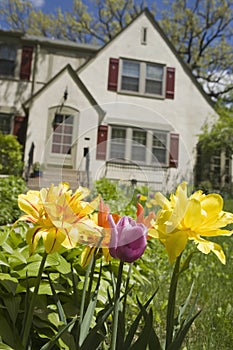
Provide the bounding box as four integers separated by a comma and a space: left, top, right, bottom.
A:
0, 9, 219, 191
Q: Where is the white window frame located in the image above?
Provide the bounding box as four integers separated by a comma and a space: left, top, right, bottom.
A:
108, 126, 169, 166
118, 58, 165, 98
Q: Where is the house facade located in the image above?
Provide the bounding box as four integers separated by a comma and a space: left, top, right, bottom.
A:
0, 9, 219, 191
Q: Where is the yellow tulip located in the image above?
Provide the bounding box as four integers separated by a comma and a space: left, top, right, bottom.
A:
18, 183, 103, 254
149, 182, 233, 264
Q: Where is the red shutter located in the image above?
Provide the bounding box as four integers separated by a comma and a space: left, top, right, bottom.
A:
13, 116, 24, 136
166, 67, 175, 99
169, 133, 179, 167
20, 46, 33, 81
96, 125, 108, 160
108, 58, 119, 91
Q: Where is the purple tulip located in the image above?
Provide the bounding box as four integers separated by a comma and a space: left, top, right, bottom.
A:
108, 215, 148, 263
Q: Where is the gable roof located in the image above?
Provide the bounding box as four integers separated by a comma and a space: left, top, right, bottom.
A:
77, 8, 215, 109
23, 64, 105, 122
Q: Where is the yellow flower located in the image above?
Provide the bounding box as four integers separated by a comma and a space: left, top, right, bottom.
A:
18, 183, 103, 254
149, 182, 233, 264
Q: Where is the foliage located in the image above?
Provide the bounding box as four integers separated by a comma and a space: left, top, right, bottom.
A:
160, 0, 233, 101
0, 176, 26, 225
0, 181, 232, 349
93, 177, 149, 216
0, 0, 232, 100
194, 102, 233, 191
0, 132, 24, 176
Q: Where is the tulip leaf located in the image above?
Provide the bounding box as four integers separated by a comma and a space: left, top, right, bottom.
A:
80, 303, 114, 350
79, 291, 98, 346
40, 316, 78, 350
48, 274, 67, 324
124, 289, 158, 349
167, 310, 202, 350
128, 307, 154, 350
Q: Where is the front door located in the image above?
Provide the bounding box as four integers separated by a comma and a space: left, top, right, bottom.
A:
45, 107, 78, 168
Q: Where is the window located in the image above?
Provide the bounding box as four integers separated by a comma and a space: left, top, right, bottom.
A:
152, 132, 167, 164
132, 129, 146, 162
0, 113, 12, 134
0, 45, 16, 76
141, 27, 147, 45
52, 114, 73, 154
120, 59, 165, 97
109, 126, 170, 166
110, 127, 126, 160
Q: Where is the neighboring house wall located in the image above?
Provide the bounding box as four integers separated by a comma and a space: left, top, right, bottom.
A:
0, 30, 98, 145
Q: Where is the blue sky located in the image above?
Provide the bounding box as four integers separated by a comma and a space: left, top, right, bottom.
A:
29, 0, 160, 14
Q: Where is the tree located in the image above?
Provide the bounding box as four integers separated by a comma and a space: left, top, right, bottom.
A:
195, 101, 233, 191
0, 0, 232, 100
160, 0, 233, 102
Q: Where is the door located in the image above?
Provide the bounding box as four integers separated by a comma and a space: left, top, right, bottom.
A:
45, 107, 79, 168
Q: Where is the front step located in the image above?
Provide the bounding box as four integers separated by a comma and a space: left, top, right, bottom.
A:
26, 168, 91, 191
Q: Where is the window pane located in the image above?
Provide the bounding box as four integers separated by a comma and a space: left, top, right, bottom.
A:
132, 130, 146, 162
121, 76, 139, 91
152, 132, 167, 164
121, 60, 140, 92
145, 80, 162, 95
132, 145, 146, 162
146, 64, 163, 80
0, 113, 11, 134
122, 61, 139, 77
133, 130, 146, 145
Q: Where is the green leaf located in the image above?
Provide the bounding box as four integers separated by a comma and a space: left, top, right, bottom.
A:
79, 291, 98, 346
124, 289, 158, 349
40, 316, 78, 350
48, 274, 67, 324
0, 342, 14, 349
46, 252, 71, 274
128, 308, 154, 350
3, 295, 21, 325
167, 310, 202, 350
80, 303, 114, 350
0, 273, 18, 295
0, 228, 9, 245
0, 311, 23, 350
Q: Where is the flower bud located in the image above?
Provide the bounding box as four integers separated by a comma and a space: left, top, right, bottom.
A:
108, 215, 148, 263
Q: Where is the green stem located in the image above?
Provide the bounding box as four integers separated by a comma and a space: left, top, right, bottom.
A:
110, 260, 124, 350
165, 254, 182, 349
22, 251, 48, 350
79, 253, 95, 325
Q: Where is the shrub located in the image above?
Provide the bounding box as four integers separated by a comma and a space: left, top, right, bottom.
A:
0, 132, 24, 176
0, 175, 26, 225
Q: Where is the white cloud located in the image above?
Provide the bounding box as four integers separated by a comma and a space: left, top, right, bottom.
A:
29, 0, 45, 7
